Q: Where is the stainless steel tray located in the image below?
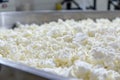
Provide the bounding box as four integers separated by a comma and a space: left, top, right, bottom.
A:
1, 11, 120, 28
0, 11, 120, 80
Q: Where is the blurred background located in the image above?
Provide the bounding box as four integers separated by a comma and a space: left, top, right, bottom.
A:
0, 0, 120, 12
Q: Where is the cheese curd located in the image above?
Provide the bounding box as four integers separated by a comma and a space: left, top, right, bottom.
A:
0, 18, 120, 80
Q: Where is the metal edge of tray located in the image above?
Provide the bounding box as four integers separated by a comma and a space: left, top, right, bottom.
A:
1, 10, 120, 28
0, 13, 2, 27
0, 57, 69, 80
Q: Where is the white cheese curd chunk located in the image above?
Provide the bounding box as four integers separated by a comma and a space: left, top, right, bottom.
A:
69, 61, 92, 79
0, 18, 120, 80
90, 68, 120, 80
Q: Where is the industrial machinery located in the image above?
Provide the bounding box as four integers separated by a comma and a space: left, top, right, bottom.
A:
108, 0, 120, 10
61, 0, 96, 10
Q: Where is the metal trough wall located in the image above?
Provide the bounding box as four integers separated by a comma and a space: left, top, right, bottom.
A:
1, 11, 120, 28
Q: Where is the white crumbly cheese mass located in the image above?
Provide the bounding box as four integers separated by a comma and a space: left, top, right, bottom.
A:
0, 18, 120, 80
